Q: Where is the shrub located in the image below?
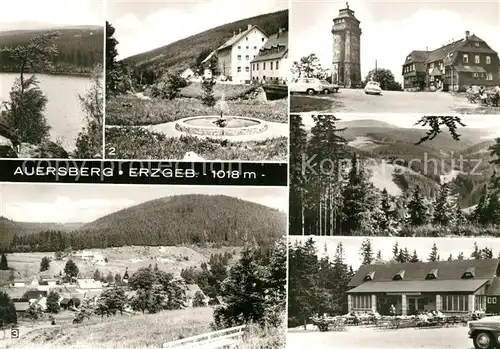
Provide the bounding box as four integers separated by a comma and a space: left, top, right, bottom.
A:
151, 72, 188, 100
201, 78, 216, 106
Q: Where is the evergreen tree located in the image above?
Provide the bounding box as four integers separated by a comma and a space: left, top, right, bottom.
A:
375, 250, 383, 263
407, 187, 428, 226
0, 254, 8, 270
392, 242, 399, 261
290, 114, 308, 235
378, 188, 397, 233
484, 190, 500, 226
473, 185, 489, 225
105, 21, 122, 98
46, 291, 60, 314
342, 153, 372, 234
471, 242, 482, 259
40, 256, 50, 272
213, 245, 267, 328
410, 250, 419, 263
447, 254, 453, 261
359, 239, 373, 265
306, 114, 347, 236
454, 204, 467, 227
397, 248, 410, 263
433, 185, 453, 226
482, 247, 493, 259
428, 243, 439, 262
457, 252, 465, 260
0, 292, 17, 327
64, 260, 79, 279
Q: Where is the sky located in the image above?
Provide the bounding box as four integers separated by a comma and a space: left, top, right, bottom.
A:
0, 184, 287, 223
108, 0, 288, 59
289, 236, 500, 270
0, 0, 104, 30
297, 113, 500, 133
290, 0, 500, 83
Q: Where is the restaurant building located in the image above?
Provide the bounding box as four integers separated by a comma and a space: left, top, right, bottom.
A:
347, 259, 500, 315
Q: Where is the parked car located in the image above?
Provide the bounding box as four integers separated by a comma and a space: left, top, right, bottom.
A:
320, 80, 339, 94
468, 315, 500, 349
289, 78, 322, 95
364, 81, 382, 95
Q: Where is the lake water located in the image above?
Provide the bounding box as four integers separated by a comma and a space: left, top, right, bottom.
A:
0, 73, 97, 152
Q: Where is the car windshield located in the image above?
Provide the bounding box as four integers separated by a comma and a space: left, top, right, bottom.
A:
368, 81, 380, 86
320, 80, 329, 84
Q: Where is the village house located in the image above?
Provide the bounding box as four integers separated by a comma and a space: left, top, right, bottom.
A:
180, 68, 195, 80
347, 259, 500, 316
59, 297, 81, 310
76, 278, 103, 291
11, 279, 29, 288
203, 24, 269, 83
250, 28, 288, 84
402, 30, 500, 92
12, 299, 30, 317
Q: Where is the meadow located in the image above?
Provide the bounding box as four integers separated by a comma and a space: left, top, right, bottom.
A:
1, 307, 214, 349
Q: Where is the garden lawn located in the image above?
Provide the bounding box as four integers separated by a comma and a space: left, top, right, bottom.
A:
105, 127, 287, 161
106, 95, 288, 126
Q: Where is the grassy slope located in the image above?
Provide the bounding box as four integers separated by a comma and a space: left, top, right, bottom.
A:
6, 307, 214, 349
121, 10, 288, 73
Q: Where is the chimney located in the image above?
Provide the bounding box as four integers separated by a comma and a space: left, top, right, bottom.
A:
465, 30, 470, 39
247, 24, 252, 30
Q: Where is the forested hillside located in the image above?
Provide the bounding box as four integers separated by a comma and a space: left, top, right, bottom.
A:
3, 195, 286, 252
0, 26, 104, 75
121, 10, 288, 74
290, 115, 500, 237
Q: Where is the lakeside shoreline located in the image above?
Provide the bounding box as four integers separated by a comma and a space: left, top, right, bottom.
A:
0, 70, 96, 78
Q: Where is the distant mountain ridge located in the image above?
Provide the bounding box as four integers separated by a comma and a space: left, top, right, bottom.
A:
300, 118, 499, 208
121, 10, 288, 73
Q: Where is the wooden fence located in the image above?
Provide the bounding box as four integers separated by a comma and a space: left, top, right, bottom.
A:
162, 325, 246, 349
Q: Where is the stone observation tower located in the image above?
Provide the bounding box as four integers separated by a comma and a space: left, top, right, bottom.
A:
331, 2, 362, 88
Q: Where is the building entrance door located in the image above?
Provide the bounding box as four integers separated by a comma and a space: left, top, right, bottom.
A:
408, 297, 425, 315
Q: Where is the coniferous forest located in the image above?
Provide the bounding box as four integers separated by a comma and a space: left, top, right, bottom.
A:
288, 237, 499, 328
0, 26, 104, 76
289, 114, 500, 237
0, 195, 286, 252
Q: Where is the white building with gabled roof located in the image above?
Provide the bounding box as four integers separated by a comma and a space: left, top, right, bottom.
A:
203, 24, 269, 83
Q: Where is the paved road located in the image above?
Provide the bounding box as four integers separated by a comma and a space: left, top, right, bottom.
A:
290, 89, 499, 115
287, 326, 474, 349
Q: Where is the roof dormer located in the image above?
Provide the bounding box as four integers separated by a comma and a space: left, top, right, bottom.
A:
425, 269, 438, 280
462, 267, 475, 279
363, 271, 375, 281
393, 270, 405, 281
